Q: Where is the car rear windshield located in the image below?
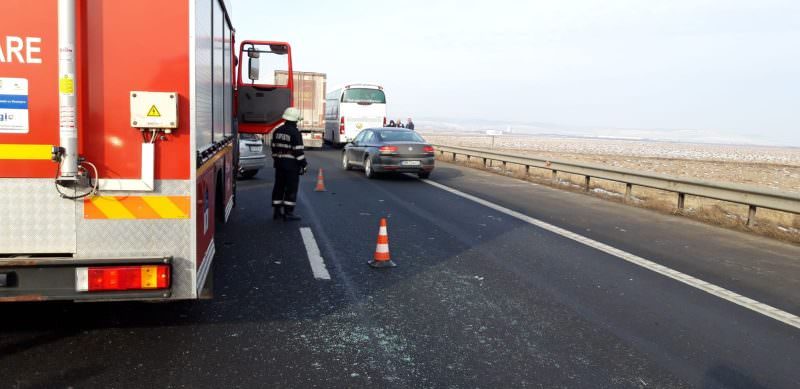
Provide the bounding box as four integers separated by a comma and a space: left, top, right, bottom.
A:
342, 88, 386, 104
378, 131, 425, 142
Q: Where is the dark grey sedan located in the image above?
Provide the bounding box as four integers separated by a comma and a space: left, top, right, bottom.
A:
342, 128, 435, 179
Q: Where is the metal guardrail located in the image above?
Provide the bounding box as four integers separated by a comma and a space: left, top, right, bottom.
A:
432, 144, 800, 226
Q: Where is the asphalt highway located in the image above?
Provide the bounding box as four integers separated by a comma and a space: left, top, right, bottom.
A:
1, 148, 799, 388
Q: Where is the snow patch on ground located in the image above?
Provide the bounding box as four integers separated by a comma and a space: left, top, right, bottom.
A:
778, 226, 800, 234
591, 188, 623, 198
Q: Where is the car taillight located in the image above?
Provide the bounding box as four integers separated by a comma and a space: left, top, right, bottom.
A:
423, 145, 435, 154
339, 117, 345, 135
75, 265, 170, 292
379, 146, 398, 154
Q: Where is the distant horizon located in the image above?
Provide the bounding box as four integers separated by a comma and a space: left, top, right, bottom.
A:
421, 128, 800, 150
410, 116, 800, 148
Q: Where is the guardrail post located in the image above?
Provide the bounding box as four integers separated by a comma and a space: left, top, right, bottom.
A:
584, 176, 590, 192
483, 158, 487, 167
677, 193, 686, 210
525, 165, 530, 177
466, 155, 471, 163
551, 170, 558, 184
747, 205, 757, 226
452, 152, 457, 162
625, 183, 632, 201
502, 161, 507, 172
439, 150, 444, 158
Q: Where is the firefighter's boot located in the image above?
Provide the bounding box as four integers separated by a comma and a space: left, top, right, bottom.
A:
273, 207, 283, 220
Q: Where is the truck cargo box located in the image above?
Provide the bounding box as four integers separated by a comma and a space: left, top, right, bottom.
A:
275, 70, 326, 148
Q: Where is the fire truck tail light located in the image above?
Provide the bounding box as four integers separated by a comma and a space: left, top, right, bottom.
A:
76, 265, 170, 292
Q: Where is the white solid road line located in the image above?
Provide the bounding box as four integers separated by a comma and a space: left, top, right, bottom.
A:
422, 178, 800, 330
300, 227, 331, 280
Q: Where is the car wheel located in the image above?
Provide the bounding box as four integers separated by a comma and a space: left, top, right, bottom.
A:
364, 156, 375, 179
342, 152, 352, 170
239, 169, 258, 179
418, 171, 431, 179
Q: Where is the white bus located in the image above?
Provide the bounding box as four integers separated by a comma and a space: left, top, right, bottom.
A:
324, 84, 387, 145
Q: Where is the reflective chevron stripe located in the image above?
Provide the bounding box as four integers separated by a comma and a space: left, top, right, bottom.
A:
84, 196, 191, 219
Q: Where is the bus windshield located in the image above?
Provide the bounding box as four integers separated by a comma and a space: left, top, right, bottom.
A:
342, 88, 386, 104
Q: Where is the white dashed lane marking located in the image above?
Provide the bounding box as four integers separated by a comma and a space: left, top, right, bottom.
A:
300, 227, 331, 280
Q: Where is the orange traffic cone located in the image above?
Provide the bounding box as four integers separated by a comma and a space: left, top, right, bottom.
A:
368, 218, 396, 268
314, 168, 326, 192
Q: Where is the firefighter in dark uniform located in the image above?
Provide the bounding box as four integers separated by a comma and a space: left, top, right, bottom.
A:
271, 107, 308, 221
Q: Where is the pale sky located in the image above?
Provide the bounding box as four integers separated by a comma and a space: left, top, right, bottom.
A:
232, 0, 800, 146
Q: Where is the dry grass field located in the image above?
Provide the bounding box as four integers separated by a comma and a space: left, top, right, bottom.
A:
422, 132, 800, 244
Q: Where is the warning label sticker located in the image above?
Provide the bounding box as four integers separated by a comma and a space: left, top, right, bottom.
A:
59, 74, 74, 96
0, 77, 29, 134
147, 105, 161, 117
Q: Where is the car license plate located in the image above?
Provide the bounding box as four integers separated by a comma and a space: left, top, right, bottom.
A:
249, 146, 262, 152
401, 160, 421, 166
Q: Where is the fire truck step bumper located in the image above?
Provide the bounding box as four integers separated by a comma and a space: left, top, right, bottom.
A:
0, 256, 172, 302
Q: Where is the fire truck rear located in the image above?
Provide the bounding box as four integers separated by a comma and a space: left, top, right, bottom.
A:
0, 0, 292, 302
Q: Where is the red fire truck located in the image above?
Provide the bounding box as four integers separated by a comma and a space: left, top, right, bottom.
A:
0, 0, 292, 301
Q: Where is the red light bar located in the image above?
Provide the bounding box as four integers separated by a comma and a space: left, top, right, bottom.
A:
76, 265, 170, 292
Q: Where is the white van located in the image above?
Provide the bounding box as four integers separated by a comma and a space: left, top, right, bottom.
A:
324, 84, 387, 146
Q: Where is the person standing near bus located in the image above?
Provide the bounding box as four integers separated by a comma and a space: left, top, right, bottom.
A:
406, 118, 415, 130
271, 107, 308, 221
387, 120, 396, 127
396, 119, 405, 128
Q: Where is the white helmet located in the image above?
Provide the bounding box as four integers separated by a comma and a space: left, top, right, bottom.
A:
282, 107, 303, 122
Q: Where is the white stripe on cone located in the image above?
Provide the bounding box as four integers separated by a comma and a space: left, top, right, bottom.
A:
375, 243, 389, 253
379, 226, 388, 235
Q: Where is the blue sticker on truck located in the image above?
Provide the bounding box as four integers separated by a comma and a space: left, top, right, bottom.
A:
0, 78, 29, 133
